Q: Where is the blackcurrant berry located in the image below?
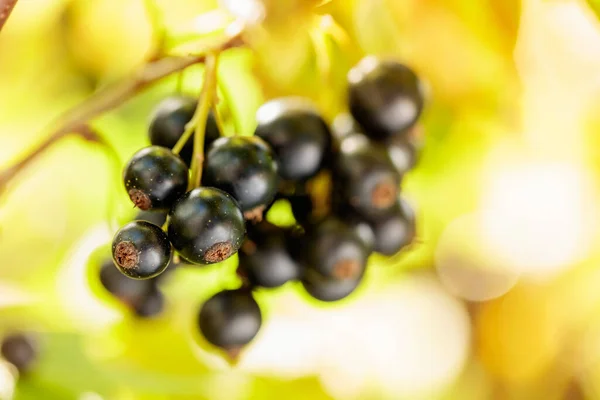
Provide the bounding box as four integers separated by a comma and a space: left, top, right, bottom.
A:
1, 333, 37, 373
167, 187, 245, 265
302, 218, 369, 281
203, 136, 279, 222
112, 221, 172, 279
198, 289, 262, 357
123, 146, 188, 211
348, 56, 424, 140
345, 216, 376, 254
387, 135, 419, 175
286, 192, 313, 226
371, 198, 416, 255
132, 287, 164, 318
237, 227, 302, 288
99, 258, 153, 304
148, 95, 220, 166
333, 133, 401, 219
302, 271, 363, 302
331, 112, 362, 143
254, 97, 331, 182
133, 209, 168, 227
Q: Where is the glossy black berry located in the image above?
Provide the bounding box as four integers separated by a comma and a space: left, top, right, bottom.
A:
100, 258, 153, 304
237, 227, 302, 288
371, 198, 416, 255
203, 136, 279, 222
254, 97, 331, 182
112, 221, 172, 279
302, 218, 369, 281
134, 209, 168, 227
168, 187, 245, 265
132, 287, 165, 318
331, 112, 362, 143
302, 271, 364, 302
1, 333, 37, 373
123, 146, 188, 211
348, 56, 424, 140
198, 289, 262, 355
148, 95, 220, 166
345, 216, 376, 254
333, 134, 401, 220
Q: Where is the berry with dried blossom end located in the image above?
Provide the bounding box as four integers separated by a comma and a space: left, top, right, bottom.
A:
167, 187, 246, 265
123, 146, 188, 211
203, 136, 278, 223
111, 221, 171, 279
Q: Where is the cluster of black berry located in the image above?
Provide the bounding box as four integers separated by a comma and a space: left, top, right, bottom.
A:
100, 56, 425, 360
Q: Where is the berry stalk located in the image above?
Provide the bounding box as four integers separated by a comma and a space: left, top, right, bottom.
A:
189, 51, 220, 189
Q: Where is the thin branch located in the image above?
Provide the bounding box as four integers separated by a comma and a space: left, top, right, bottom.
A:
0, 30, 244, 194
0, 0, 18, 33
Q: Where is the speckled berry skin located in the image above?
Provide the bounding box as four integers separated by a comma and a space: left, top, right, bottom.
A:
348, 56, 424, 140
123, 146, 188, 211
198, 289, 262, 350
167, 187, 246, 265
111, 220, 172, 279
203, 136, 279, 219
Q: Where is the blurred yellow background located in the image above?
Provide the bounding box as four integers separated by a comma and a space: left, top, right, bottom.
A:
2, 0, 600, 399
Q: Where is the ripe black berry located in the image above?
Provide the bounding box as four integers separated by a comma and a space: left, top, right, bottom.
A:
100, 258, 153, 304
302, 218, 369, 281
348, 56, 424, 140
132, 287, 164, 318
371, 198, 416, 255
123, 146, 188, 211
302, 271, 364, 302
254, 97, 331, 182
203, 136, 278, 222
148, 95, 220, 166
1, 333, 37, 373
333, 134, 401, 219
198, 289, 262, 357
112, 221, 172, 279
167, 187, 245, 265
237, 227, 302, 288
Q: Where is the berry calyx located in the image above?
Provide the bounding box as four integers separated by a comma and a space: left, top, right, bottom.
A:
254, 97, 331, 182
333, 133, 401, 219
148, 95, 220, 166
112, 221, 172, 279
123, 146, 188, 211
302, 218, 369, 281
198, 289, 262, 358
1, 333, 37, 374
348, 56, 424, 140
203, 136, 279, 222
167, 187, 246, 265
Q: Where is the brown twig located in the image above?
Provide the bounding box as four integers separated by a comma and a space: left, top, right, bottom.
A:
0, 0, 18, 33
0, 31, 244, 194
